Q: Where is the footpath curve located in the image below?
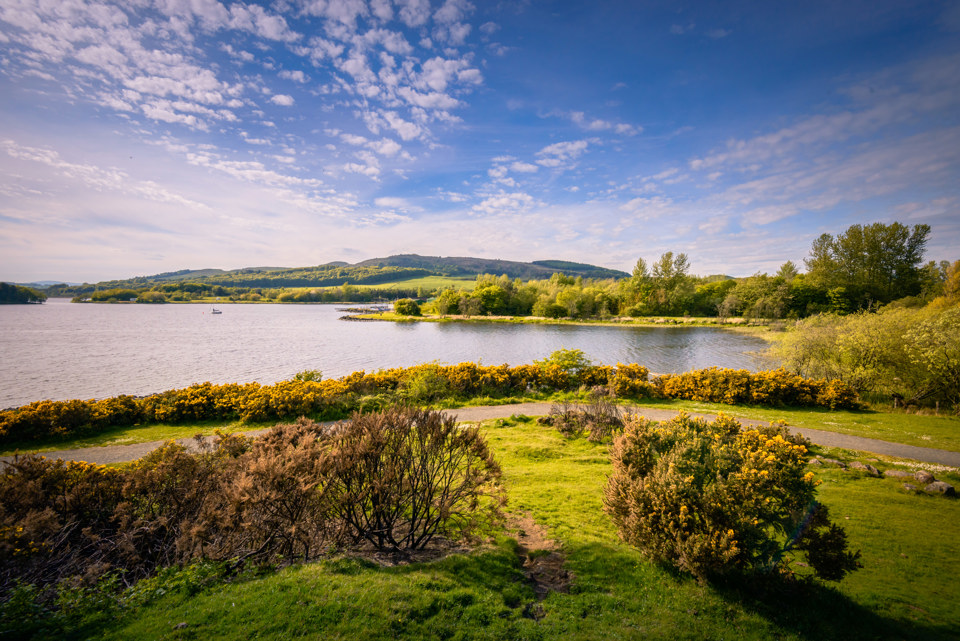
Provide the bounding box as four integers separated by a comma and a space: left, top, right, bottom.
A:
3, 402, 959, 468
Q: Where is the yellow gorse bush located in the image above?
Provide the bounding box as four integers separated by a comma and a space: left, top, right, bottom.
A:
0, 362, 856, 444
604, 412, 860, 582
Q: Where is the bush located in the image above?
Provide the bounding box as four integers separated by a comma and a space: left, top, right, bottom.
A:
544, 396, 625, 442
773, 305, 960, 410
653, 368, 859, 409
0, 361, 856, 447
394, 298, 421, 316
603, 413, 860, 582
326, 407, 504, 551
0, 407, 503, 620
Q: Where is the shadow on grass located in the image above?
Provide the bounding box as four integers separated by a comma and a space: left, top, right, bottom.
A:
557, 540, 959, 641
710, 572, 960, 641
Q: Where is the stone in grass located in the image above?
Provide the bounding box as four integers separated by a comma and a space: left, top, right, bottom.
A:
849, 461, 881, 477
818, 458, 847, 469
924, 481, 956, 497
914, 470, 936, 484
884, 469, 912, 479
903, 483, 919, 492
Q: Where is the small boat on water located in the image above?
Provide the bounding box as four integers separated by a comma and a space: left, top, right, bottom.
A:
211, 307, 222, 314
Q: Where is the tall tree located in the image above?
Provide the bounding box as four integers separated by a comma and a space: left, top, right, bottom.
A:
803, 222, 930, 306
649, 252, 694, 315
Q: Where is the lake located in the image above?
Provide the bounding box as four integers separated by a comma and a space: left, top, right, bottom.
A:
0, 299, 772, 408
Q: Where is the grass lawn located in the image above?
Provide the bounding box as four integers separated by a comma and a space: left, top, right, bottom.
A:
635, 398, 960, 453
92, 418, 960, 641
0, 420, 275, 457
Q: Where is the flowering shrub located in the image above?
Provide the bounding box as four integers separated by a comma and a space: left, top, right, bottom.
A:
603, 413, 860, 582
608, 363, 656, 398
0, 362, 857, 445
654, 368, 859, 409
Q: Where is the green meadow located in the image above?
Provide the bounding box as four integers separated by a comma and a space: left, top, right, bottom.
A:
30, 415, 958, 641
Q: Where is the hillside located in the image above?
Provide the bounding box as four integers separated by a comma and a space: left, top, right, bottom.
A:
355, 254, 629, 280
45, 255, 628, 296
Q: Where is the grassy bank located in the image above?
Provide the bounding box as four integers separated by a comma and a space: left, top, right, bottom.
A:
349, 310, 777, 332
638, 398, 960, 453
84, 418, 960, 640
6, 393, 958, 457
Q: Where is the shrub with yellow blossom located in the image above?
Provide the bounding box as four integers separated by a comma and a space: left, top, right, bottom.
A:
603, 413, 860, 582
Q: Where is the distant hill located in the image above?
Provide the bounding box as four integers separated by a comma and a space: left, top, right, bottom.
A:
44, 254, 629, 296
356, 254, 629, 280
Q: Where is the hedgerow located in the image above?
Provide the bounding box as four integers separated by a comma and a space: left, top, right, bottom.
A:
653, 367, 859, 409
0, 408, 503, 615
0, 361, 857, 444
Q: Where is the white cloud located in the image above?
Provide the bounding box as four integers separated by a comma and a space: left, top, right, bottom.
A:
567, 111, 639, 135
510, 162, 539, 173
2, 140, 209, 210
535, 140, 590, 168
279, 70, 308, 83
370, 138, 402, 156
397, 86, 460, 110
619, 196, 676, 221
270, 94, 295, 106
472, 191, 537, 216
374, 196, 412, 208
382, 111, 422, 140
397, 0, 431, 27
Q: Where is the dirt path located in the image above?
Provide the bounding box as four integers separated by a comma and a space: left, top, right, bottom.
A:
3, 402, 959, 468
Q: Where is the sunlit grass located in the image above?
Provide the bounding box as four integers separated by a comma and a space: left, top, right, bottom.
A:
633, 398, 960, 452
91, 418, 960, 640
0, 420, 275, 457
6, 392, 958, 457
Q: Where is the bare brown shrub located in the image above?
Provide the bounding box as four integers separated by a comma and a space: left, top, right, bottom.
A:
546, 396, 625, 442
193, 418, 343, 564
326, 407, 505, 551
1, 408, 504, 601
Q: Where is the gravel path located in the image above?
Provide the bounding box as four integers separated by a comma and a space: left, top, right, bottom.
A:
3, 402, 959, 468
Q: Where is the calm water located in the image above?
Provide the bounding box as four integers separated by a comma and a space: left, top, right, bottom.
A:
0, 299, 771, 408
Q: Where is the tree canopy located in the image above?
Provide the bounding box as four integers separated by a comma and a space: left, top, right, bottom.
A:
0, 282, 46, 304
804, 222, 930, 307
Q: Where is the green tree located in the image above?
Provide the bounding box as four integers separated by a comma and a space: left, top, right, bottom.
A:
0, 282, 46, 304
393, 298, 421, 316
433, 288, 462, 314
804, 222, 930, 307
776, 260, 799, 282
650, 252, 694, 315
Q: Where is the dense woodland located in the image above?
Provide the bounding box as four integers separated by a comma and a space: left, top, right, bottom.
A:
0, 282, 46, 304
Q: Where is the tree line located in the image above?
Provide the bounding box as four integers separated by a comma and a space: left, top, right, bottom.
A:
421, 222, 951, 320
0, 282, 46, 304
48, 221, 955, 320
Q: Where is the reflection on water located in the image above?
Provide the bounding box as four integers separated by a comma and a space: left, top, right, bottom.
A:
0, 299, 771, 407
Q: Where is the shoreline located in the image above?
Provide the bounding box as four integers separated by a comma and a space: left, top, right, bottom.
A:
340, 311, 777, 335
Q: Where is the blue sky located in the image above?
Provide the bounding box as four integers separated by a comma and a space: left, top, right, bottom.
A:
1, 0, 958, 283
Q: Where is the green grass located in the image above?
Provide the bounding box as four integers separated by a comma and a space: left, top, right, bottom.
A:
350, 311, 776, 331
88, 419, 959, 641
0, 420, 275, 457
6, 394, 958, 457
632, 398, 960, 453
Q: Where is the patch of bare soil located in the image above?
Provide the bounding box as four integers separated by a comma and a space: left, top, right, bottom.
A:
506, 513, 573, 604
351, 536, 475, 567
